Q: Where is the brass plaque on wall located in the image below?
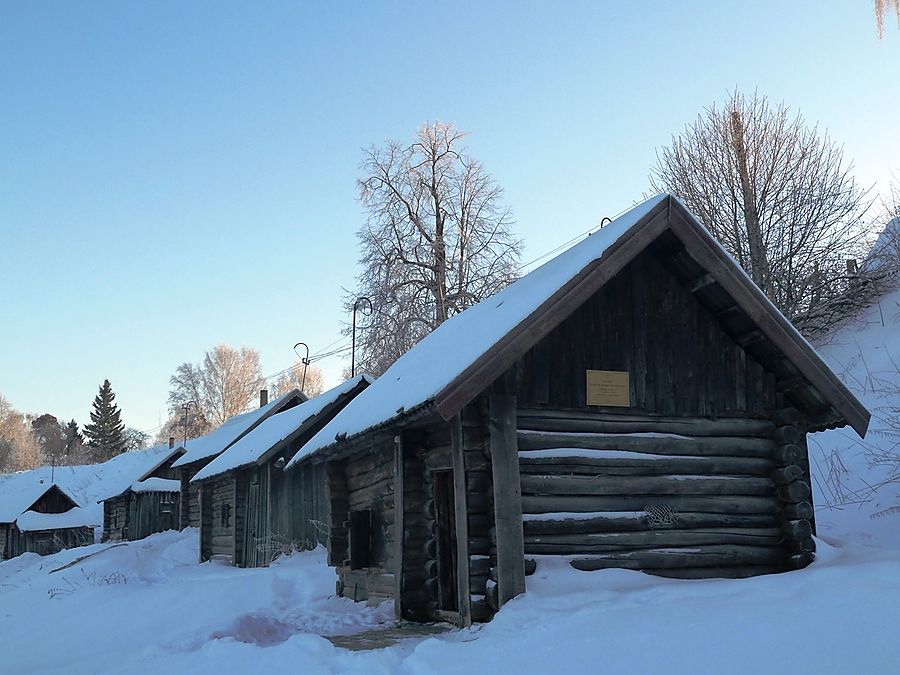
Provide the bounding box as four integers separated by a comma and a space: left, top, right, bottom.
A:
586, 370, 630, 407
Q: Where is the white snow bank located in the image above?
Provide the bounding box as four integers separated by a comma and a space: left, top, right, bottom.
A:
518, 448, 702, 460
809, 286, 900, 547
15, 507, 98, 532
522, 511, 645, 522
200, 376, 372, 479
3, 530, 900, 674
131, 478, 181, 493
294, 194, 669, 463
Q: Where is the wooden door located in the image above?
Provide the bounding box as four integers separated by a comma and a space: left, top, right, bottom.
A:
432, 469, 459, 612
245, 479, 260, 567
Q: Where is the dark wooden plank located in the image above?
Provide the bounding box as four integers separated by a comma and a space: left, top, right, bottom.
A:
393, 434, 404, 620
489, 395, 526, 608
450, 415, 472, 626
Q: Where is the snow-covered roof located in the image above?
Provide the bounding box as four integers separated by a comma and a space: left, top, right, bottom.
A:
95, 444, 185, 501
131, 478, 181, 493
293, 195, 669, 462
171, 390, 304, 469
293, 192, 870, 461
0, 478, 79, 524
15, 506, 98, 532
197, 375, 373, 480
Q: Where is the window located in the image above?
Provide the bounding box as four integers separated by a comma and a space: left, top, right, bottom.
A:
220, 503, 232, 528
348, 509, 372, 570
111, 509, 119, 530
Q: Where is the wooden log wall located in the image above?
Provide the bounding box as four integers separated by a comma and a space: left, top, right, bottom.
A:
4, 525, 92, 558
127, 491, 180, 541
234, 473, 249, 567
770, 409, 815, 570
517, 410, 798, 577
331, 441, 396, 605
288, 461, 329, 553
102, 497, 128, 542
409, 405, 496, 623
201, 475, 236, 563
180, 462, 204, 530
509, 249, 777, 417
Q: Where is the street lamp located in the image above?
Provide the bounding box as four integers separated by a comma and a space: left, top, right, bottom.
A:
181, 400, 198, 448
351, 296, 373, 378
293, 342, 311, 394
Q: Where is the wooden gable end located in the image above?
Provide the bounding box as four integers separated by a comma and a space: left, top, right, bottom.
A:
508, 246, 776, 417
433, 196, 869, 436
28, 485, 79, 515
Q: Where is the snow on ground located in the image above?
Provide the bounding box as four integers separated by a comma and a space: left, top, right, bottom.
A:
1, 529, 899, 674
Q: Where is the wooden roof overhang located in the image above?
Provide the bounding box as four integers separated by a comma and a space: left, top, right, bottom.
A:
432, 196, 870, 437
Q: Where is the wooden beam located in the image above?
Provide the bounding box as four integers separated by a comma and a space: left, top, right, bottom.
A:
489, 395, 526, 608
450, 415, 472, 627
393, 434, 404, 620
688, 273, 716, 293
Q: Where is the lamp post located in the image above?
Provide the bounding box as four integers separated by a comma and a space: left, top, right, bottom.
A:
351, 296, 373, 377
293, 342, 311, 393
181, 400, 197, 448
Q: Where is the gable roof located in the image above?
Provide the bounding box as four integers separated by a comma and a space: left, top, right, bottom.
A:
95, 444, 186, 502
0, 479, 80, 524
171, 389, 306, 469
196, 375, 372, 481
295, 194, 869, 462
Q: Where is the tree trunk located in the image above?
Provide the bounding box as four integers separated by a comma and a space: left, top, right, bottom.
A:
730, 110, 769, 292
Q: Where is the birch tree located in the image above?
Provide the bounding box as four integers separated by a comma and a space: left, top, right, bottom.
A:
270, 361, 324, 399
876, 0, 900, 37
168, 344, 265, 428
352, 122, 522, 375
650, 91, 872, 336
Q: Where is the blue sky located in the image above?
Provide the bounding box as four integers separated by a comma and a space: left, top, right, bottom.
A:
1, 1, 898, 435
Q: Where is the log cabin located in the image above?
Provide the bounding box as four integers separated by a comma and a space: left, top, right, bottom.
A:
193, 376, 372, 566
101, 441, 185, 542
288, 194, 870, 625
170, 389, 306, 532
1, 482, 95, 559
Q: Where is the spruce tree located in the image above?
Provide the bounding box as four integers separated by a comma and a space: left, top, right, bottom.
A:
83, 379, 126, 462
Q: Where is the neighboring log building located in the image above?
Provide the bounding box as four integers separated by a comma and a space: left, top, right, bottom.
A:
1, 483, 95, 559
193, 376, 371, 567
288, 194, 870, 625
170, 389, 306, 532
101, 442, 185, 542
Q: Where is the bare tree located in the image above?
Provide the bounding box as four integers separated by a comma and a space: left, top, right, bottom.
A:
650, 91, 873, 337
876, 0, 900, 37
0, 395, 42, 471
270, 361, 324, 399
168, 344, 266, 428
352, 122, 521, 375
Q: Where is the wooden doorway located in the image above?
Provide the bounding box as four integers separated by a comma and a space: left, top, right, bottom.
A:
432, 469, 458, 612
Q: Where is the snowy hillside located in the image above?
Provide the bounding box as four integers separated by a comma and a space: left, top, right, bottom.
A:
809, 286, 900, 546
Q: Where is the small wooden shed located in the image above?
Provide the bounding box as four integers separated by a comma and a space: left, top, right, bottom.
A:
101, 443, 185, 542
170, 389, 306, 531
195, 376, 372, 566
295, 194, 870, 625
1, 483, 94, 559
